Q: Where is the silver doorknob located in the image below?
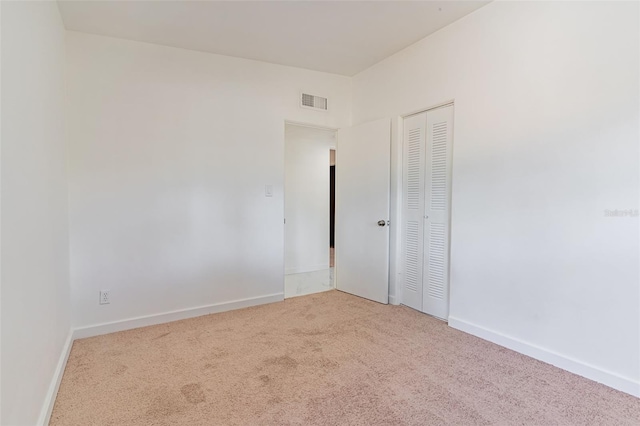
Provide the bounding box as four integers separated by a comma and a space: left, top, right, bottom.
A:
377, 220, 386, 227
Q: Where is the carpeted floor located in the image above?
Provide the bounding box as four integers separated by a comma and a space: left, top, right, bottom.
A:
51, 290, 639, 425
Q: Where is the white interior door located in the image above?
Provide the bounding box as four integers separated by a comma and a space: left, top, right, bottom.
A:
335, 118, 391, 304
422, 105, 453, 319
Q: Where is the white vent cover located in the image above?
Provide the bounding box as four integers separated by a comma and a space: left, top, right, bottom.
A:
301, 93, 328, 111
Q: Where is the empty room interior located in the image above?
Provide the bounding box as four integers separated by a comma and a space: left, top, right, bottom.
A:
1, 1, 639, 425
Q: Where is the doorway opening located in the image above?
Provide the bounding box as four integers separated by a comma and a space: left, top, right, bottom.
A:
330, 149, 336, 268
284, 123, 337, 298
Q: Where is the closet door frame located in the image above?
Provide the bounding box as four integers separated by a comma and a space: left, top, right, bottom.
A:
397, 100, 455, 320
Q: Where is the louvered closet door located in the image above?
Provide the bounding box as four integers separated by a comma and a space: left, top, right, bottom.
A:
422, 105, 453, 320
401, 113, 427, 311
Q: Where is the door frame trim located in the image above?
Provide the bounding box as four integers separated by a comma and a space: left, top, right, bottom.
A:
284, 120, 339, 132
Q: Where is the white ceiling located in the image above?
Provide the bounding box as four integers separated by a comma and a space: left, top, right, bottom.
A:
57, 1, 489, 76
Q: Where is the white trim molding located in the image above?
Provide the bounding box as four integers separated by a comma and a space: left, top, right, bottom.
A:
38, 331, 75, 426
448, 316, 640, 398
74, 293, 284, 339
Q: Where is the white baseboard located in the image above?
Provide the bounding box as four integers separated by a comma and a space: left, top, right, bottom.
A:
73, 293, 284, 339
389, 295, 399, 305
38, 330, 74, 426
448, 316, 640, 398
285, 264, 329, 275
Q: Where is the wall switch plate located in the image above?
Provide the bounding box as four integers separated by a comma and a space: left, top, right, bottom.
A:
265, 185, 273, 197
100, 290, 110, 305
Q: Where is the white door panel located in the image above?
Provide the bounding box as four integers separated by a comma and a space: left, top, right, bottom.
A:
423, 105, 453, 319
335, 118, 391, 304
401, 113, 426, 311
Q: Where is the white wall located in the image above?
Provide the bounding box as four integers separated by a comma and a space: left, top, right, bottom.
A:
352, 1, 639, 394
1, 2, 71, 424
284, 125, 334, 274
65, 32, 351, 329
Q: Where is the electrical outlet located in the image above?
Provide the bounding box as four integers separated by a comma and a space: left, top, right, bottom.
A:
99, 290, 110, 305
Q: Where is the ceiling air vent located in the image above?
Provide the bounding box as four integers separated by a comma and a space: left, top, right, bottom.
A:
300, 93, 328, 111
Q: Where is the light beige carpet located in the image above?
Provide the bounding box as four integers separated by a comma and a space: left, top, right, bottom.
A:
51, 290, 639, 425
